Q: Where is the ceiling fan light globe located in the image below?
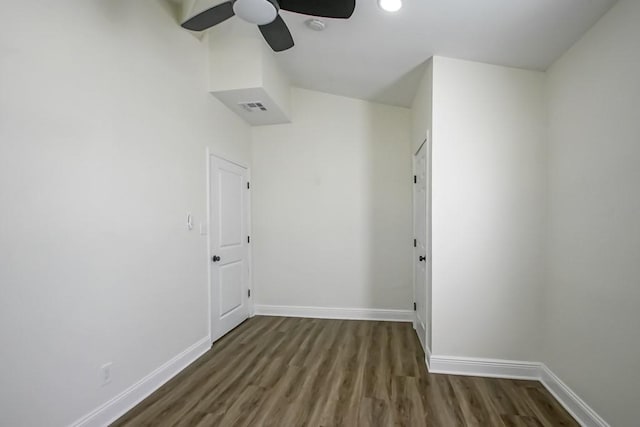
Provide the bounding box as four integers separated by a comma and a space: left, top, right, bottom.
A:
378, 0, 402, 13
233, 0, 278, 25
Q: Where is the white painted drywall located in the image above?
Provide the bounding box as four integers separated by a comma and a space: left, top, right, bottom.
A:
208, 33, 264, 92
544, 1, 640, 425
411, 59, 433, 152
260, 42, 292, 119
207, 31, 291, 125
251, 88, 412, 311
430, 57, 546, 361
0, 2, 250, 426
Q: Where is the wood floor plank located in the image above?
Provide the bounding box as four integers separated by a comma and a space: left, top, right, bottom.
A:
358, 397, 392, 427
449, 374, 501, 426
492, 378, 539, 417
111, 317, 578, 427
522, 386, 578, 427
390, 375, 428, 427
427, 374, 467, 426
500, 414, 545, 427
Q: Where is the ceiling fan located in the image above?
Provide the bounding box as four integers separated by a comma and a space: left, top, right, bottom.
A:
181, 0, 356, 52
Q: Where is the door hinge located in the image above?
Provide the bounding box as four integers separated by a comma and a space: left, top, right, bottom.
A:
247, 235, 251, 244
247, 182, 250, 189
413, 302, 417, 311
413, 175, 417, 184
413, 238, 417, 247
248, 289, 251, 298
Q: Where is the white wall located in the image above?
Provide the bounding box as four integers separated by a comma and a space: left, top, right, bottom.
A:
207, 32, 292, 125
431, 57, 546, 360
251, 88, 412, 311
544, 1, 640, 425
411, 59, 433, 153
0, 2, 251, 426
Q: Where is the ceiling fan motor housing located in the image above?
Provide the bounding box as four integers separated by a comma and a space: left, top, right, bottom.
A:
233, 0, 279, 25
181, 0, 355, 52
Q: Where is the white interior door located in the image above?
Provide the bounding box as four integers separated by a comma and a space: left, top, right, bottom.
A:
209, 155, 250, 343
413, 141, 430, 353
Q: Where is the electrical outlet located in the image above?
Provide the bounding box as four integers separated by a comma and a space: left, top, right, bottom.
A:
100, 362, 112, 386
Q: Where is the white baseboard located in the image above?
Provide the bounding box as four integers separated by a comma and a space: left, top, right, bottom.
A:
539, 364, 610, 427
429, 355, 540, 380
415, 317, 426, 352
253, 304, 413, 322
424, 345, 432, 372
426, 355, 609, 427
70, 337, 211, 427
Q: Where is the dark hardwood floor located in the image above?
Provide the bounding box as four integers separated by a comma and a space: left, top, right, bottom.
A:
112, 317, 577, 426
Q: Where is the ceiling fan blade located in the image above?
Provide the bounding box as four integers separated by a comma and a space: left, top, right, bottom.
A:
278, 0, 355, 19
258, 15, 294, 52
181, 1, 235, 31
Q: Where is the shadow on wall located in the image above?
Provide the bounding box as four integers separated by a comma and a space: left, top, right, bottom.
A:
362, 102, 413, 311
371, 62, 429, 107
157, 0, 182, 24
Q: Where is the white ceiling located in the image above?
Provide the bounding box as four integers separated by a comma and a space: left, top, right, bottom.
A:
187, 0, 617, 107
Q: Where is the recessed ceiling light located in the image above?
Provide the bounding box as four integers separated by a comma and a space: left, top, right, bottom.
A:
378, 0, 402, 12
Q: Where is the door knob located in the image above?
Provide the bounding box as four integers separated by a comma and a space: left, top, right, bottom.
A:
212, 255, 221, 262
419, 255, 426, 262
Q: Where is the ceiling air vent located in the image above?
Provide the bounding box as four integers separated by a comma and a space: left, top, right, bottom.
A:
239, 102, 268, 113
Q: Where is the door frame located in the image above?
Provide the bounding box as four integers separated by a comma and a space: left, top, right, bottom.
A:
206, 149, 253, 344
